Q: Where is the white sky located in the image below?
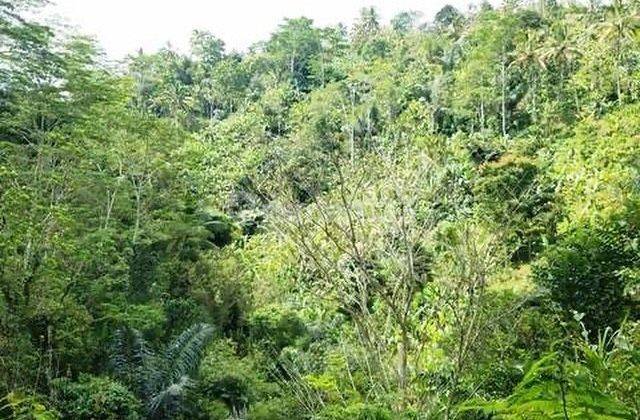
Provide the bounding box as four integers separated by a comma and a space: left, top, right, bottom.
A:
43, 0, 501, 59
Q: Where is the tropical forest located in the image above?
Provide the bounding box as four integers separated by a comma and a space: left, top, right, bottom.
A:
1, 0, 640, 418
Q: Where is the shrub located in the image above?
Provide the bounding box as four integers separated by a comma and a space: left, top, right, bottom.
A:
247, 306, 307, 354
1, 392, 58, 420
463, 351, 635, 419
199, 340, 257, 412
51, 375, 141, 419
319, 402, 394, 420
474, 153, 556, 261
533, 220, 639, 334
247, 398, 297, 420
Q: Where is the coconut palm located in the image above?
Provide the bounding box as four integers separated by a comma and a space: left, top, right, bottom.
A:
510, 30, 547, 122
596, 0, 640, 104
539, 22, 581, 75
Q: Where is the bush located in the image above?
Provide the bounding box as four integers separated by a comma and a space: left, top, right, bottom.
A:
51, 375, 141, 419
201, 400, 230, 419
247, 306, 307, 354
463, 350, 636, 419
247, 398, 297, 420
319, 402, 394, 420
474, 153, 556, 261
199, 340, 257, 412
1, 392, 58, 420
533, 220, 639, 334
200, 211, 239, 247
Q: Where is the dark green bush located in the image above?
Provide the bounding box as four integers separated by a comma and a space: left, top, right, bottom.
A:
199, 340, 260, 412
247, 397, 298, 419
247, 306, 307, 354
534, 220, 639, 333
51, 375, 141, 419
474, 153, 556, 261
201, 211, 239, 247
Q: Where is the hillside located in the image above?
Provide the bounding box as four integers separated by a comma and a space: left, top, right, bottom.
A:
1, 1, 640, 418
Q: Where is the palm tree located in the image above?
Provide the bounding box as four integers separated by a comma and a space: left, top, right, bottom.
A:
536, 21, 582, 128
539, 22, 581, 76
512, 30, 547, 70
510, 30, 546, 122
596, 0, 640, 104
111, 323, 215, 418
351, 7, 381, 46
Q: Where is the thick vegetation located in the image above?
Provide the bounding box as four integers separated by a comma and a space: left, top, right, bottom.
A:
2, 0, 640, 418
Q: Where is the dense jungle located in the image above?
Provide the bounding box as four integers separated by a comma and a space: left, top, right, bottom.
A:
1, 0, 640, 418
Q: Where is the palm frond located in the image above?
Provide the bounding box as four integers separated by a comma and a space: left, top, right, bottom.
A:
109, 323, 214, 417
164, 323, 214, 382
110, 327, 154, 379
148, 375, 193, 416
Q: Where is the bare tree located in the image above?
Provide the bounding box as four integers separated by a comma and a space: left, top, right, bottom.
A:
434, 221, 505, 419
273, 149, 446, 408
271, 143, 515, 415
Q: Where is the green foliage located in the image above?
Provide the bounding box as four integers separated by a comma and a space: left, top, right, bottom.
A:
198, 340, 263, 413
319, 402, 394, 420
200, 211, 239, 247
111, 323, 214, 417
463, 347, 636, 419
4, 1, 640, 418
553, 103, 640, 227
51, 375, 141, 420
1, 392, 58, 420
266, 18, 322, 91
534, 218, 639, 333
247, 306, 307, 354
247, 398, 293, 419
474, 152, 556, 261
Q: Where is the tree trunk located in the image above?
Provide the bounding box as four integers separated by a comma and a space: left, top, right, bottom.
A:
501, 52, 507, 137
398, 324, 409, 409
133, 179, 142, 243
350, 88, 356, 164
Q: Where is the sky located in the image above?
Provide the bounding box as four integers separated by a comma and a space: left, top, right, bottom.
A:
43, 0, 501, 59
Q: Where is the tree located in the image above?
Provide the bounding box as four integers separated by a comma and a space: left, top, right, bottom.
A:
391, 11, 422, 34
434, 221, 505, 418
510, 30, 547, 124
190, 30, 225, 68
434, 5, 464, 34
275, 152, 438, 407
596, 0, 640, 105
351, 7, 380, 45
451, 8, 519, 136
266, 18, 322, 91
533, 222, 637, 335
